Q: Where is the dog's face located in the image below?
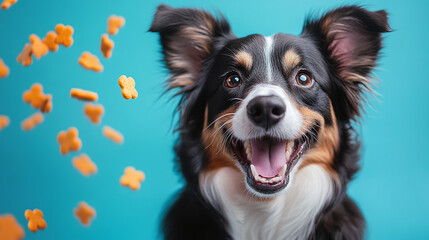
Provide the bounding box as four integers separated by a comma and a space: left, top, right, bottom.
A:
150, 5, 389, 197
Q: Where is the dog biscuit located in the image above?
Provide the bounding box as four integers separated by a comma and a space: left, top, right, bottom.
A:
1, 0, 17, 9
73, 153, 97, 176
100, 34, 114, 58
23, 83, 52, 113
70, 88, 98, 101
42, 31, 58, 52
84, 103, 104, 124
21, 112, 44, 131
120, 166, 145, 190
78, 52, 103, 72
16, 43, 32, 66
74, 202, 96, 226
55, 24, 74, 47
0, 214, 24, 240
102, 126, 123, 144
57, 127, 82, 155
29, 34, 48, 59
118, 75, 138, 99
0, 115, 9, 131
107, 15, 125, 35
24, 209, 46, 232
0, 58, 9, 78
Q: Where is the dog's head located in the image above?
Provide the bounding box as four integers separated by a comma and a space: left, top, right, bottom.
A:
150, 5, 389, 197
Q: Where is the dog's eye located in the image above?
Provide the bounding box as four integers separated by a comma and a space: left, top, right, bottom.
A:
295, 71, 313, 87
225, 74, 241, 88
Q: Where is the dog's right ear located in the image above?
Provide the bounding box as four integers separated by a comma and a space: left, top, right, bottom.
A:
149, 5, 233, 93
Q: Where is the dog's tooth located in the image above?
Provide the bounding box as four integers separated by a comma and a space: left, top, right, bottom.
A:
289, 141, 294, 152
250, 164, 258, 178
245, 141, 252, 160
285, 141, 293, 157
279, 164, 287, 177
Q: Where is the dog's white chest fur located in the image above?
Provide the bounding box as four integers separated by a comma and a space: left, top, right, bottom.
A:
200, 164, 334, 240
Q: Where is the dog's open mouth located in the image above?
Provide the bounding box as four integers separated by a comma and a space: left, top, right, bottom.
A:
229, 135, 311, 195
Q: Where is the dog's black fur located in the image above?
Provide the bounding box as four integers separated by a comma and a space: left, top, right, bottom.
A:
150, 4, 390, 240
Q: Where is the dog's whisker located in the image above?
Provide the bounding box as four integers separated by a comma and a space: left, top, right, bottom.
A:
204, 113, 235, 131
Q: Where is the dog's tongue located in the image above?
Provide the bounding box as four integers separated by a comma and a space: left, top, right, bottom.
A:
250, 139, 287, 178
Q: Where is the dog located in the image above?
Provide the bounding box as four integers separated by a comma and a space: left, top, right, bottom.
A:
149, 4, 390, 240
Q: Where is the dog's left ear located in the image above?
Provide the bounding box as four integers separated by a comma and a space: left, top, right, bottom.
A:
302, 6, 391, 120
149, 4, 233, 94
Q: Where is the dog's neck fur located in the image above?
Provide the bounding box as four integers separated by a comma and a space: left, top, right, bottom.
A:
200, 163, 334, 240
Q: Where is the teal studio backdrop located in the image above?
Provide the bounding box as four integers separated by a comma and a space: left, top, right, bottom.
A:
0, 0, 428, 239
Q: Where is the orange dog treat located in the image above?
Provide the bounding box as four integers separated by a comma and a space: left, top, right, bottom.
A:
1, 0, 17, 10
84, 103, 104, 124
103, 126, 123, 144
21, 112, 44, 131
78, 52, 103, 72
0, 58, 9, 78
107, 15, 125, 35
57, 127, 82, 155
70, 88, 98, 101
0, 214, 25, 240
74, 202, 96, 226
42, 31, 58, 52
118, 75, 138, 100
16, 43, 32, 66
72, 153, 97, 176
29, 34, 48, 59
120, 166, 145, 190
23, 83, 52, 113
55, 24, 74, 47
100, 34, 114, 58
24, 209, 46, 232
40, 94, 53, 113
0, 115, 9, 131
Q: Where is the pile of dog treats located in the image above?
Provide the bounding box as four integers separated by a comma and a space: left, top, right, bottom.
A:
0, 2, 144, 239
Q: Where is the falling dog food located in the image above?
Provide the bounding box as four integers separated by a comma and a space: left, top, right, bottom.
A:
16, 43, 32, 66
84, 103, 104, 124
23, 83, 52, 113
78, 52, 103, 72
1, 0, 17, 10
57, 127, 82, 155
29, 34, 48, 59
21, 112, 44, 131
102, 125, 123, 144
43, 31, 59, 52
0, 115, 10, 131
118, 75, 138, 99
107, 15, 125, 35
120, 166, 145, 190
0, 214, 24, 240
100, 34, 114, 58
24, 209, 47, 232
74, 202, 96, 226
0, 58, 9, 78
73, 153, 97, 176
70, 88, 98, 101
55, 24, 74, 47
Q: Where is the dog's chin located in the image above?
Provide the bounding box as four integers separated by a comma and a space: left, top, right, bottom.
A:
229, 134, 310, 198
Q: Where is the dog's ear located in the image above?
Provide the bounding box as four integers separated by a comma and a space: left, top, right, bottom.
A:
149, 4, 233, 94
302, 6, 390, 120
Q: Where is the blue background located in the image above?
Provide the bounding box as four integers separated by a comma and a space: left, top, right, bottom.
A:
0, 0, 428, 239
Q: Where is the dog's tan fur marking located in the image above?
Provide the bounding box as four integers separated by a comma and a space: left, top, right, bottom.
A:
282, 49, 301, 72
234, 51, 253, 71
297, 103, 339, 181
202, 105, 240, 172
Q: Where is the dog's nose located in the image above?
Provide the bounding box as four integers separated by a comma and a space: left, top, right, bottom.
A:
247, 95, 286, 130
